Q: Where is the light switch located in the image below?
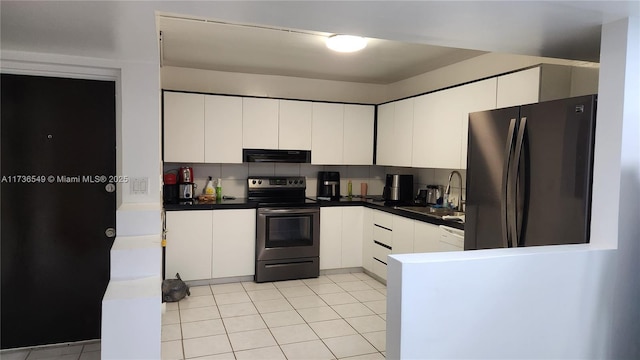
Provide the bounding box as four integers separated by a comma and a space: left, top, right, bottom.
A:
130, 177, 149, 195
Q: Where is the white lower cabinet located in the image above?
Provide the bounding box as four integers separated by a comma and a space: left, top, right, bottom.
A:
165, 209, 256, 281
361, 208, 373, 272
320, 206, 364, 270
392, 215, 414, 254
320, 207, 343, 270
371, 210, 393, 281
165, 210, 213, 281
413, 221, 441, 253
341, 207, 364, 268
212, 209, 256, 278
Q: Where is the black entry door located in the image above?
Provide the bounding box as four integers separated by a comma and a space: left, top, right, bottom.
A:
1, 74, 116, 349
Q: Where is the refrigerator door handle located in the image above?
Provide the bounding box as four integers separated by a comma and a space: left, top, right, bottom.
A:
501, 118, 517, 248
511, 117, 528, 247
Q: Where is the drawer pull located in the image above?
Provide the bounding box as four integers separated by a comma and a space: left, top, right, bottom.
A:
373, 257, 387, 265
374, 224, 392, 231
374, 240, 392, 250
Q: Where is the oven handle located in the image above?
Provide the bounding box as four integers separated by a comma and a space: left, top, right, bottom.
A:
258, 207, 320, 215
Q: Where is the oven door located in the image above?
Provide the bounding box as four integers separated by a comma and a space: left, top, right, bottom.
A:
256, 207, 320, 261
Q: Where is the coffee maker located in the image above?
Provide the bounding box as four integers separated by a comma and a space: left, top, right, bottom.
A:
383, 174, 413, 205
178, 166, 196, 202
317, 171, 340, 200
163, 173, 179, 204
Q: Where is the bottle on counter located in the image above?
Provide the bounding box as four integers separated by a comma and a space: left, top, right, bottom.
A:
347, 179, 353, 198
216, 178, 222, 200
204, 176, 215, 195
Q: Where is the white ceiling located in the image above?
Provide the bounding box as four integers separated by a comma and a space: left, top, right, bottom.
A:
1, 1, 638, 77
158, 16, 488, 84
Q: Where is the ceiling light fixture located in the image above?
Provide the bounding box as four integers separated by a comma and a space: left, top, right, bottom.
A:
326, 35, 367, 53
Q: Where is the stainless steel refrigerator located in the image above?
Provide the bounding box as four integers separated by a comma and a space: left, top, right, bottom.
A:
465, 95, 596, 250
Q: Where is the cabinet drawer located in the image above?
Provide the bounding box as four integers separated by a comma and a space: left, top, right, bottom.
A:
372, 241, 391, 264
373, 211, 393, 229
373, 225, 392, 247
371, 257, 387, 281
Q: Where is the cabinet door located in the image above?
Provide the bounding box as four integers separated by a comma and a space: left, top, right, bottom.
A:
362, 207, 373, 272
320, 207, 342, 269
392, 215, 414, 254
376, 102, 394, 166
394, 98, 414, 167
413, 89, 461, 169
165, 211, 213, 281
279, 100, 312, 150
212, 209, 256, 278
413, 221, 441, 253
164, 92, 205, 163
496, 67, 541, 108
243, 97, 279, 149
459, 78, 497, 168
341, 207, 364, 268
343, 104, 374, 165
312, 103, 344, 165
204, 95, 243, 163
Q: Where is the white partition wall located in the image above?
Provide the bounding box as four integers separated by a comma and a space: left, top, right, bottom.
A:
387, 16, 640, 360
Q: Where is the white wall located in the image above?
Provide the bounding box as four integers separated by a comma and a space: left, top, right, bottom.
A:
388, 246, 616, 359
385, 53, 598, 101
387, 16, 640, 359
162, 66, 385, 104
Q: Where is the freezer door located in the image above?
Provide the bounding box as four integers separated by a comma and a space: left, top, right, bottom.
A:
465, 107, 521, 250
518, 95, 596, 246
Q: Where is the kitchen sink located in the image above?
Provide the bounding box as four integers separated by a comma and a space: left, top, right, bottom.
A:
394, 205, 464, 219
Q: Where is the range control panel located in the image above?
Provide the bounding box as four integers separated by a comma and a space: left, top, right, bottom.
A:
247, 176, 306, 189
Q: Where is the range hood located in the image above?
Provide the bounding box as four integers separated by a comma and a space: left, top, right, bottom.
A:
243, 149, 311, 163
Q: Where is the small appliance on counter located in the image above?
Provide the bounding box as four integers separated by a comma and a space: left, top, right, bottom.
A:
163, 173, 179, 204
383, 174, 413, 205
178, 166, 195, 202
420, 185, 442, 205
317, 171, 340, 201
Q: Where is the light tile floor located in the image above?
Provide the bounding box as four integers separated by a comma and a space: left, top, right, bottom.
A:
162, 272, 387, 360
0, 272, 386, 360
0, 341, 100, 360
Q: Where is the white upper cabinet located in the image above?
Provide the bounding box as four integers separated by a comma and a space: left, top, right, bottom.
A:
343, 104, 374, 165
242, 97, 279, 149
496, 67, 541, 108
412, 90, 459, 169
164, 92, 205, 163
376, 98, 413, 167
204, 95, 243, 163
394, 98, 414, 167
459, 78, 497, 168
496, 64, 578, 108
375, 102, 394, 166
412, 78, 496, 169
279, 100, 312, 150
312, 103, 375, 165
312, 102, 344, 164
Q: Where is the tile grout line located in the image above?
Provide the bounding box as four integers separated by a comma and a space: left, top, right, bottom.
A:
164, 274, 386, 359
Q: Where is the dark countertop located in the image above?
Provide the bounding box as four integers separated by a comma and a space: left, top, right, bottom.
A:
164, 195, 464, 230
164, 197, 257, 211
309, 196, 465, 230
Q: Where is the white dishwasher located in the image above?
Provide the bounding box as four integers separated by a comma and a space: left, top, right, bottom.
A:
439, 225, 464, 251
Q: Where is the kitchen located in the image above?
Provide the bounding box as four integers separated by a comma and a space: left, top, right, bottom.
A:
0, 2, 638, 360
159, 16, 598, 273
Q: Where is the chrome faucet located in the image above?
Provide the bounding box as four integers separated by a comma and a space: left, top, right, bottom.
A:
445, 170, 463, 210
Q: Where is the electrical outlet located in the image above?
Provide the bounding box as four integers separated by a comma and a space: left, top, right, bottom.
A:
130, 177, 149, 195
